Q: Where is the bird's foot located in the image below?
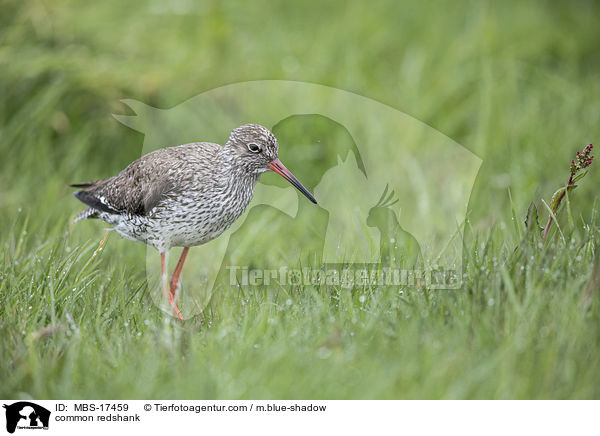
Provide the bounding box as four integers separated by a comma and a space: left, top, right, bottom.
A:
168, 292, 184, 323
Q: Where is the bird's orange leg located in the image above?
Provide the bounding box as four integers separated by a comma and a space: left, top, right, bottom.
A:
161, 251, 183, 323
160, 251, 168, 298
168, 247, 189, 322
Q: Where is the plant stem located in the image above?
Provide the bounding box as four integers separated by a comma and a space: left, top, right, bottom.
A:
542, 176, 573, 244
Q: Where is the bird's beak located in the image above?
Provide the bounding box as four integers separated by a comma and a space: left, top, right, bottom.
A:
269, 158, 317, 204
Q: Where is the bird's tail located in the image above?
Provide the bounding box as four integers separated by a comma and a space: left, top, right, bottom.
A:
74, 207, 98, 223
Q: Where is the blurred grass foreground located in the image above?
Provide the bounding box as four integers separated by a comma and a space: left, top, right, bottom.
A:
1, 0, 599, 398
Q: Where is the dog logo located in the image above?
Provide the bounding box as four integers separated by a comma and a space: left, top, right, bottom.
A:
3, 402, 50, 433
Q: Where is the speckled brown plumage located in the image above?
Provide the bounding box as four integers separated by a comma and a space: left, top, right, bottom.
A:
72, 124, 317, 320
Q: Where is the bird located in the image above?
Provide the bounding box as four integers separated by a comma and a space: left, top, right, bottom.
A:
72, 124, 317, 321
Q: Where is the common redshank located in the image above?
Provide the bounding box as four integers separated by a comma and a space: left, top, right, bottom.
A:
72, 124, 317, 321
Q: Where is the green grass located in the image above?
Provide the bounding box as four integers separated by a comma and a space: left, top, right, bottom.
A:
1, 211, 599, 398
1, 0, 600, 399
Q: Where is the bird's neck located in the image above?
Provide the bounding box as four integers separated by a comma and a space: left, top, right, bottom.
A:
219, 149, 260, 195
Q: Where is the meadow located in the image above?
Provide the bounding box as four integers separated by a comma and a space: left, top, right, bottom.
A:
1, 0, 599, 398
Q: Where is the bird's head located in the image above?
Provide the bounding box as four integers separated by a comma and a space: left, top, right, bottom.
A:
226, 124, 317, 204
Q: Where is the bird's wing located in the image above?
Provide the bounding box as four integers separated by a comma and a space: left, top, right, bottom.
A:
72, 148, 184, 216
72, 142, 220, 217
73, 176, 177, 216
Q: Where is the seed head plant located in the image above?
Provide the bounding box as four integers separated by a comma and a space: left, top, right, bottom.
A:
542, 144, 594, 243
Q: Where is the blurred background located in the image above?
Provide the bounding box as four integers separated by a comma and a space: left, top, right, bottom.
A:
1, 0, 598, 234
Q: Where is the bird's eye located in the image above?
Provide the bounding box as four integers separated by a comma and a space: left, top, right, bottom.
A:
247, 143, 261, 153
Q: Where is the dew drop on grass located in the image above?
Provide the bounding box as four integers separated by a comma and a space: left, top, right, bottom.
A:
359, 295, 366, 303
286, 299, 292, 306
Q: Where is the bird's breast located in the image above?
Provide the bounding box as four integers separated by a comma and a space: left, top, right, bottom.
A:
151, 174, 258, 247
